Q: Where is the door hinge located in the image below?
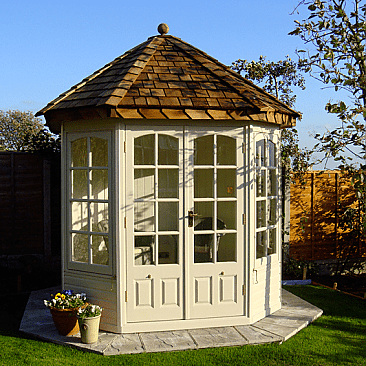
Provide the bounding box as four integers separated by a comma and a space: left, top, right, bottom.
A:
124, 217, 127, 228
242, 143, 245, 154
125, 291, 128, 302
124, 141, 126, 153
242, 284, 245, 295
242, 214, 246, 225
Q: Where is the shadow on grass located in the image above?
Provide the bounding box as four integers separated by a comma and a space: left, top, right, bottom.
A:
284, 285, 366, 318
284, 285, 366, 365
0, 292, 30, 336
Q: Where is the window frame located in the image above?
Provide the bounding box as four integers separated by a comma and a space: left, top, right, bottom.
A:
65, 131, 113, 275
253, 129, 280, 261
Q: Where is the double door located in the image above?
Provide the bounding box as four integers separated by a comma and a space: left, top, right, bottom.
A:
126, 126, 245, 323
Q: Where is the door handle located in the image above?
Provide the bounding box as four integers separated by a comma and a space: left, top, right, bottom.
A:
188, 211, 198, 227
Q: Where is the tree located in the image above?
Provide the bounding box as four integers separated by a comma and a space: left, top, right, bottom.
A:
290, 0, 366, 273
231, 56, 312, 179
290, 0, 366, 165
232, 55, 306, 107
0, 110, 44, 151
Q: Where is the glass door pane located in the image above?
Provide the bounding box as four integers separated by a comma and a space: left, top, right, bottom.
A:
133, 133, 180, 266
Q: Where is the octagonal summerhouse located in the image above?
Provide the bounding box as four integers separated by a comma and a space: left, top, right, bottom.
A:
36, 25, 300, 334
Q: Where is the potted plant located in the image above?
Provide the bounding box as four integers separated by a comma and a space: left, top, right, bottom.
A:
76, 303, 103, 344
44, 290, 87, 336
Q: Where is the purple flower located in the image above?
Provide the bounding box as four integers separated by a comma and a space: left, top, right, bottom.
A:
62, 289, 73, 296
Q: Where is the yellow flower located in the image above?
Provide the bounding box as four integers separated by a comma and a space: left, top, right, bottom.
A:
55, 293, 66, 300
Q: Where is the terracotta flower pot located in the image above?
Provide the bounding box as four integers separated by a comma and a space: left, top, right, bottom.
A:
77, 315, 101, 344
49, 307, 80, 336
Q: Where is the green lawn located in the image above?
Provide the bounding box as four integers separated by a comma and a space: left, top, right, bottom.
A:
0, 286, 365, 365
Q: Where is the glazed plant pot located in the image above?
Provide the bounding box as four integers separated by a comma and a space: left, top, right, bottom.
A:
77, 315, 101, 344
49, 307, 80, 336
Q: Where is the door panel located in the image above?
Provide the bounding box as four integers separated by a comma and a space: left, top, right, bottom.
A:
126, 127, 184, 322
187, 128, 244, 319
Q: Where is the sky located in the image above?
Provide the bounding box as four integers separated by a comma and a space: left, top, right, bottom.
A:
0, 0, 348, 167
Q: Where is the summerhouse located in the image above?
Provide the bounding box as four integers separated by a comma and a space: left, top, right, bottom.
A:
36, 24, 300, 333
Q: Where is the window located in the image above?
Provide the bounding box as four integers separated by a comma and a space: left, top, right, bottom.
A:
255, 137, 278, 259
68, 133, 111, 272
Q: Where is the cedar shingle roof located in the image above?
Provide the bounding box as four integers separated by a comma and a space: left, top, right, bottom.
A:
36, 29, 300, 132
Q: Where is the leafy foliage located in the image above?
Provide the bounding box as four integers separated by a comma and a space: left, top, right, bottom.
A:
290, 0, 366, 111
290, 0, 366, 163
0, 109, 60, 157
232, 55, 306, 107
0, 110, 44, 151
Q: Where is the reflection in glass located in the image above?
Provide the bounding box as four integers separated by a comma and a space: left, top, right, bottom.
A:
92, 234, 109, 265
158, 169, 178, 198
158, 235, 178, 264
256, 200, 266, 228
72, 233, 88, 263
134, 202, 155, 232
194, 202, 214, 230
134, 134, 155, 165
194, 169, 213, 198
268, 199, 277, 225
194, 136, 214, 165
194, 234, 214, 263
90, 202, 108, 229
268, 169, 277, 196
217, 233, 236, 262
71, 138, 87, 167
134, 169, 155, 200
256, 170, 266, 197
72, 170, 88, 199
158, 135, 178, 165
217, 201, 236, 230
217, 169, 236, 197
158, 202, 178, 231
268, 228, 276, 255
71, 202, 88, 231
90, 138, 108, 167
134, 236, 155, 265
268, 140, 276, 167
256, 231, 266, 259
91, 170, 108, 200
256, 139, 266, 167
217, 135, 236, 165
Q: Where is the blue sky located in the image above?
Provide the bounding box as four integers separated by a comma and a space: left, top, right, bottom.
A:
0, 0, 346, 163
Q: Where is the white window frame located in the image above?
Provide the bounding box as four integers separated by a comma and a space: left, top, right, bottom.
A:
65, 131, 113, 275
253, 128, 281, 264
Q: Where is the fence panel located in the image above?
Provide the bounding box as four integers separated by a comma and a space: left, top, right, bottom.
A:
290, 170, 366, 260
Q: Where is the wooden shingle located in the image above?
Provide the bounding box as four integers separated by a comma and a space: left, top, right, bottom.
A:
37, 32, 300, 132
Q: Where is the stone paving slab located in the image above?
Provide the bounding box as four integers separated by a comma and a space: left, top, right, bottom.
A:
140, 330, 197, 353
189, 327, 248, 349
19, 287, 322, 355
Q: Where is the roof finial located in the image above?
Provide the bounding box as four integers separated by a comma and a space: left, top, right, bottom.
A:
158, 23, 169, 35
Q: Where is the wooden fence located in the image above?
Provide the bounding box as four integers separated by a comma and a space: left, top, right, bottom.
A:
0, 152, 61, 265
290, 170, 366, 261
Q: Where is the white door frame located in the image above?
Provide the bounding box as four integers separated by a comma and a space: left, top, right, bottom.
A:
125, 125, 247, 326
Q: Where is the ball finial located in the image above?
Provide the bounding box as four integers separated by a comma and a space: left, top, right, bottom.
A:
158, 23, 169, 35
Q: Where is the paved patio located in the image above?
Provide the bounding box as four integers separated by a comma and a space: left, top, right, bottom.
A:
20, 286, 322, 355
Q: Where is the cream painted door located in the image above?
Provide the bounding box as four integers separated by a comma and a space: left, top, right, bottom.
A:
126, 126, 244, 323
126, 127, 184, 322
186, 128, 245, 319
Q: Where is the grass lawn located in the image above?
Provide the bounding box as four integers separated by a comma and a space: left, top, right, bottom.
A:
0, 286, 365, 365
